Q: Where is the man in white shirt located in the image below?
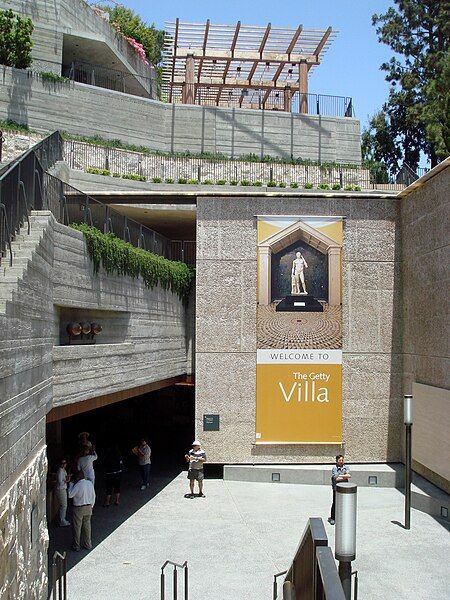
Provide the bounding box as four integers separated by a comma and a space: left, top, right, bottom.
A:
77, 445, 98, 485
55, 459, 71, 526
68, 471, 96, 551
184, 441, 207, 498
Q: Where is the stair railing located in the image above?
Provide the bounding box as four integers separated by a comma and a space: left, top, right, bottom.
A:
51, 551, 67, 600
160, 560, 188, 600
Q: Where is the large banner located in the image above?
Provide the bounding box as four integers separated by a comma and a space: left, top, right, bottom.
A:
256, 216, 343, 444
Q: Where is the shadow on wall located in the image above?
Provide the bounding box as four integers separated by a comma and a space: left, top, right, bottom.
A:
6, 67, 32, 127
169, 103, 330, 160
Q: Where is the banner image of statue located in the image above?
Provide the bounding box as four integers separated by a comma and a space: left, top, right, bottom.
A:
256, 216, 343, 444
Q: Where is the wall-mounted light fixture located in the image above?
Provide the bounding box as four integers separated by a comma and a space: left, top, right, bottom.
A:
67, 322, 102, 345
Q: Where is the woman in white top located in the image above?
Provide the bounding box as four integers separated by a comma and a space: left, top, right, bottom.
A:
77, 445, 98, 485
55, 459, 71, 526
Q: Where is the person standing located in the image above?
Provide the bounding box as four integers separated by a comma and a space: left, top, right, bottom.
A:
185, 441, 206, 498
328, 454, 351, 525
77, 444, 98, 485
133, 438, 151, 491
68, 471, 95, 551
55, 459, 71, 526
103, 445, 123, 507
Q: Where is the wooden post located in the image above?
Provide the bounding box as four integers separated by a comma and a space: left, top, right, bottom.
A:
182, 54, 195, 104
299, 61, 308, 113
284, 86, 292, 112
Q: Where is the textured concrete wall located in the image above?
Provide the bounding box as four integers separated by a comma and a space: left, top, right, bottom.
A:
196, 194, 402, 464
0, 67, 361, 164
0, 0, 153, 81
51, 221, 189, 406
401, 165, 449, 490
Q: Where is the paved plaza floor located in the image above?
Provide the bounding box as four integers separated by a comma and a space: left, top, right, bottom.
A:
56, 472, 450, 600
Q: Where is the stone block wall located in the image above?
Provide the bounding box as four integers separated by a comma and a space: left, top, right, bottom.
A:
401, 164, 449, 490
195, 194, 403, 464
0, 67, 361, 164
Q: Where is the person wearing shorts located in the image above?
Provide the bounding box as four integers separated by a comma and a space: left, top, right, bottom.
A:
185, 441, 206, 498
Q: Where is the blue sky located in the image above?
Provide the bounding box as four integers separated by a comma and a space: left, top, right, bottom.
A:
113, 0, 394, 130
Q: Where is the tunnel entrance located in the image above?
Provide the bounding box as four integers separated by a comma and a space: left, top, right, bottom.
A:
46, 384, 194, 586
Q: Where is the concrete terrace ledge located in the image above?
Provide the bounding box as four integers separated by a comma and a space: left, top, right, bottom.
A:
223, 464, 450, 522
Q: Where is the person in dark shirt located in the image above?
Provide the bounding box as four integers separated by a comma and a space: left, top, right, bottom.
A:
103, 446, 123, 507
328, 454, 351, 525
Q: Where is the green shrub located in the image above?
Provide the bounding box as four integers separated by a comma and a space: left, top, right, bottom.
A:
0, 119, 30, 133
240, 180, 251, 186
332, 183, 341, 190
86, 167, 110, 176
278, 182, 286, 188
187, 179, 199, 185
122, 173, 146, 181
165, 177, 174, 184
253, 181, 263, 187
40, 71, 69, 83
216, 179, 226, 185
304, 182, 313, 189
267, 181, 277, 187
230, 180, 238, 186
178, 177, 187, 184
112, 172, 121, 178
344, 184, 361, 191
202, 179, 213, 185
290, 182, 299, 188
151, 177, 162, 183
318, 183, 330, 190
354, 185, 361, 191
70, 224, 194, 303
0, 9, 33, 69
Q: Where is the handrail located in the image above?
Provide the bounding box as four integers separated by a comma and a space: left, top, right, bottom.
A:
161, 560, 188, 600
273, 570, 288, 600
52, 550, 67, 600
316, 547, 346, 600
0, 202, 13, 266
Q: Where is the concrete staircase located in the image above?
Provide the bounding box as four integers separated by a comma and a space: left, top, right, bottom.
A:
0, 210, 53, 312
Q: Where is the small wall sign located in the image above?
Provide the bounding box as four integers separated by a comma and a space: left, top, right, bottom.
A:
203, 414, 220, 431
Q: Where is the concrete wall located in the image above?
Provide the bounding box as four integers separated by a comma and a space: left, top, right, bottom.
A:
401, 164, 449, 491
1, 0, 153, 82
0, 67, 361, 164
195, 193, 402, 464
0, 212, 190, 597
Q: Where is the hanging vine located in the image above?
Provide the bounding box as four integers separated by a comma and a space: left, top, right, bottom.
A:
71, 224, 194, 303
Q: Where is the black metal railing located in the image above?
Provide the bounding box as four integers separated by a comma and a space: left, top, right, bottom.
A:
161, 560, 188, 600
51, 551, 67, 600
63, 60, 156, 99
273, 517, 346, 600
0, 131, 63, 266
65, 139, 400, 190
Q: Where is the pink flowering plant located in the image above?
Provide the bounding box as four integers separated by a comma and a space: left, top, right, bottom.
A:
124, 36, 148, 63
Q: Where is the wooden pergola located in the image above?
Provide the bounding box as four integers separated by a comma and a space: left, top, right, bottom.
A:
162, 20, 336, 112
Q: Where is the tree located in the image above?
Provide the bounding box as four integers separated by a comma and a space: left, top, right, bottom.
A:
0, 9, 33, 69
97, 5, 165, 67
366, 1, 450, 171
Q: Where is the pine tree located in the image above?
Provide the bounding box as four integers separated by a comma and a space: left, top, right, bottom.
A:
365, 1, 450, 171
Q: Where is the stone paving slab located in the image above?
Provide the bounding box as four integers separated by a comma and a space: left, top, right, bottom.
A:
63, 474, 450, 600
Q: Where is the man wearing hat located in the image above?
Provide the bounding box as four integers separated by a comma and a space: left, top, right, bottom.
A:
185, 441, 206, 498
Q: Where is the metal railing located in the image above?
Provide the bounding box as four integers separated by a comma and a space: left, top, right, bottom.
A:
274, 517, 346, 600
51, 551, 67, 600
64, 139, 373, 188
0, 132, 196, 267
63, 60, 156, 99
0, 131, 62, 266
161, 560, 188, 600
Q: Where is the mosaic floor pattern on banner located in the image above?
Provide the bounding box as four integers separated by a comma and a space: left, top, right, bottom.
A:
257, 303, 342, 349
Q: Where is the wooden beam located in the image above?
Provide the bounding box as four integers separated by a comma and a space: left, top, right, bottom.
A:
272, 62, 285, 84
174, 48, 319, 64
259, 22, 272, 56
197, 19, 210, 82
314, 26, 332, 56
172, 76, 301, 90
223, 20, 241, 81
262, 87, 272, 107
46, 375, 187, 423
169, 17, 180, 102
287, 25, 303, 56
215, 85, 223, 105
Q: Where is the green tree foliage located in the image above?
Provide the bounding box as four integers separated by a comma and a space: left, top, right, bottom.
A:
97, 5, 165, 67
365, 1, 450, 171
0, 9, 33, 69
